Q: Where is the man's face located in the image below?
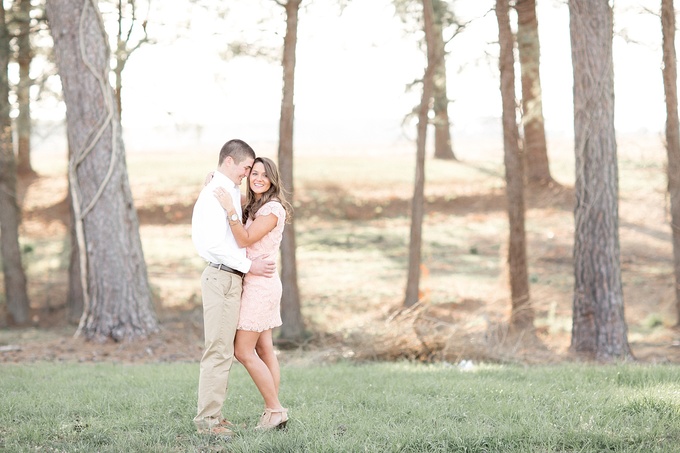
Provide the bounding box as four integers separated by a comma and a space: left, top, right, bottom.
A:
224, 156, 254, 185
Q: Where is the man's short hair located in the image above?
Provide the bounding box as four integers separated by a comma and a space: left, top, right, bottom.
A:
218, 139, 256, 166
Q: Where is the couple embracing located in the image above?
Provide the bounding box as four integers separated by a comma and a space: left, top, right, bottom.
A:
190, 139, 292, 437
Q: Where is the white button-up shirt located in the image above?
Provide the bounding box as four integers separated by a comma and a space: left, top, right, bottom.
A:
191, 170, 251, 273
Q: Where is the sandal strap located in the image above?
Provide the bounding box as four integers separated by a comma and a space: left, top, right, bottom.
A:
264, 407, 288, 414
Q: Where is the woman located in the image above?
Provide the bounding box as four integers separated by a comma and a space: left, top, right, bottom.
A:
213, 157, 292, 431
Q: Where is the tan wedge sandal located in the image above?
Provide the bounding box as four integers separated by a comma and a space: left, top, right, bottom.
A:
255, 407, 289, 431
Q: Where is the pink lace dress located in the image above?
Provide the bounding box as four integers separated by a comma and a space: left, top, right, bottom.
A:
238, 201, 286, 332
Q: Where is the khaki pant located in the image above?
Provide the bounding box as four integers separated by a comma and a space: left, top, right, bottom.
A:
194, 266, 242, 430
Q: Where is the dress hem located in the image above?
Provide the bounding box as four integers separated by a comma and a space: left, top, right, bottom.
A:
237, 323, 282, 333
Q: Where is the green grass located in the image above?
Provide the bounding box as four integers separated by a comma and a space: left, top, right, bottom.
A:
1, 361, 680, 452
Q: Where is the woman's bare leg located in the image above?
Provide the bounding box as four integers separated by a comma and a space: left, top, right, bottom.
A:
234, 329, 282, 410
255, 329, 280, 394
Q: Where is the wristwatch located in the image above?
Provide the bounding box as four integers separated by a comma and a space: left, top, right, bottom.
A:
229, 213, 239, 225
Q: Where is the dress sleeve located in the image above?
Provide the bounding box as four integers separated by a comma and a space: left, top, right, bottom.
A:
257, 201, 286, 223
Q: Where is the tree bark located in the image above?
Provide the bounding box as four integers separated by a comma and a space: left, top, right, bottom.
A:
569, 0, 631, 360
15, 0, 35, 177
46, 0, 158, 342
404, 0, 435, 307
0, 1, 30, 325
496, 0, 533, 330
515, 0, 552, 187
431, 0, 455, 160
660, 0, 680, 326
276, 0, 305, 344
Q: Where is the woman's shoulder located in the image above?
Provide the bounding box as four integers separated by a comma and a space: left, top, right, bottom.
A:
257, 200, 286, 218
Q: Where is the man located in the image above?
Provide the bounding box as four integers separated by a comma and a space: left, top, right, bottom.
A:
191, 139, 275, 436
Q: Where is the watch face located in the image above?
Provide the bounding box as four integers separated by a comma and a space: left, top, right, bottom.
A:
231, 214, 238, 221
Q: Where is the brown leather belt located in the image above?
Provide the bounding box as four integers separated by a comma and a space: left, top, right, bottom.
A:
208, 262, 245, 278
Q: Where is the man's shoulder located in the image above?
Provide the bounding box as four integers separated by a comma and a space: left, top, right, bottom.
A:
195, 184, 216, 203
192, 186, 217, 220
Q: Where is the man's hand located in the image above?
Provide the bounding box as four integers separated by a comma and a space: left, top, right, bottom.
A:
249, 256, 275, 277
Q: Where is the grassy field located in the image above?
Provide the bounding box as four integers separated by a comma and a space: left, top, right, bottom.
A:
1, 135, 679, 364
2, 360, 680, 452
1, 137, 679, 451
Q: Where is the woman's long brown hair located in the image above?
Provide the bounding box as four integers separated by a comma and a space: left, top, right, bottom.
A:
242, 157, 293, 223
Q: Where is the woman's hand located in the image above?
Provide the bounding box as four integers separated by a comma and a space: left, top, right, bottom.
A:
204, 171, 215, 186
213, 187, 235, 211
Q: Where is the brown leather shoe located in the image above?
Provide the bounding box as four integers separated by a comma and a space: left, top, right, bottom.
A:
197, 424, 234, 438
219, 418, 246, 429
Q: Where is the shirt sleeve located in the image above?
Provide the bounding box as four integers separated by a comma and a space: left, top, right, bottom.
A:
257, 201, 286, 222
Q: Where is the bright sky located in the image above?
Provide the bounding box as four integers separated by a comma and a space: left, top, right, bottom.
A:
69, 0, 669, 154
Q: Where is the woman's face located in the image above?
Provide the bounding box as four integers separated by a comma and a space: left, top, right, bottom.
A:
249, 162, 271, 197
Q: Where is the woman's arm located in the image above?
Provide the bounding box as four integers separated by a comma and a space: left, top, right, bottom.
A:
229, 214, 277, 248
204, 171, 214, 186
214, 190, 278, 247
214, 187, 236, 212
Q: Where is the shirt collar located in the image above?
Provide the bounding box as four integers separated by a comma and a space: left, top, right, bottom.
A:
212, 170, 239, 191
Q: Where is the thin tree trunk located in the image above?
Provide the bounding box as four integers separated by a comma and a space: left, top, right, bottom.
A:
113, 65, 123, 121
660, 0, 680, 326
15, 0, 35, 177
277, 0, 305, 343
111, 0, 150, 121
432, 0, 455, 161
516, 0, 552, 187
404, 0, 436, 307
114, 0, 124, 119
496, 0, 532, 330
0, 1, 30, 325
66, 180, 84, 324
46, 0, 158, 342
569, 0, 631, 361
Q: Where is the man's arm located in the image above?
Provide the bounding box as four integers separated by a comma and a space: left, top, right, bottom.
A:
249, 255, 275, 277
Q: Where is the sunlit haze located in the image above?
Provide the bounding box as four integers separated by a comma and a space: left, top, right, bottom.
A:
37, 0, 668, 156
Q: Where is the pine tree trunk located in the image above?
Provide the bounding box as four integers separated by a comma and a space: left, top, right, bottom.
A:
516, 0, 552, 187
15, 0, 35, 177
569, 0, 631, 360
277, 0, 305, 343
0, 1, 30, 325
496, 0, 533, 330
432, 0, 455, 161
405, 0, 436, 307
660, 0, 680, 326
46, 0, 158, 342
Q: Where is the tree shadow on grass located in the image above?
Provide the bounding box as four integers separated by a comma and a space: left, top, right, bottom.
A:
295, 182, 575, 221
26, 178, 576, 226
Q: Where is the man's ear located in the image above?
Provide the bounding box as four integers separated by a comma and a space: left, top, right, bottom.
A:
221, 155, 234, 169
